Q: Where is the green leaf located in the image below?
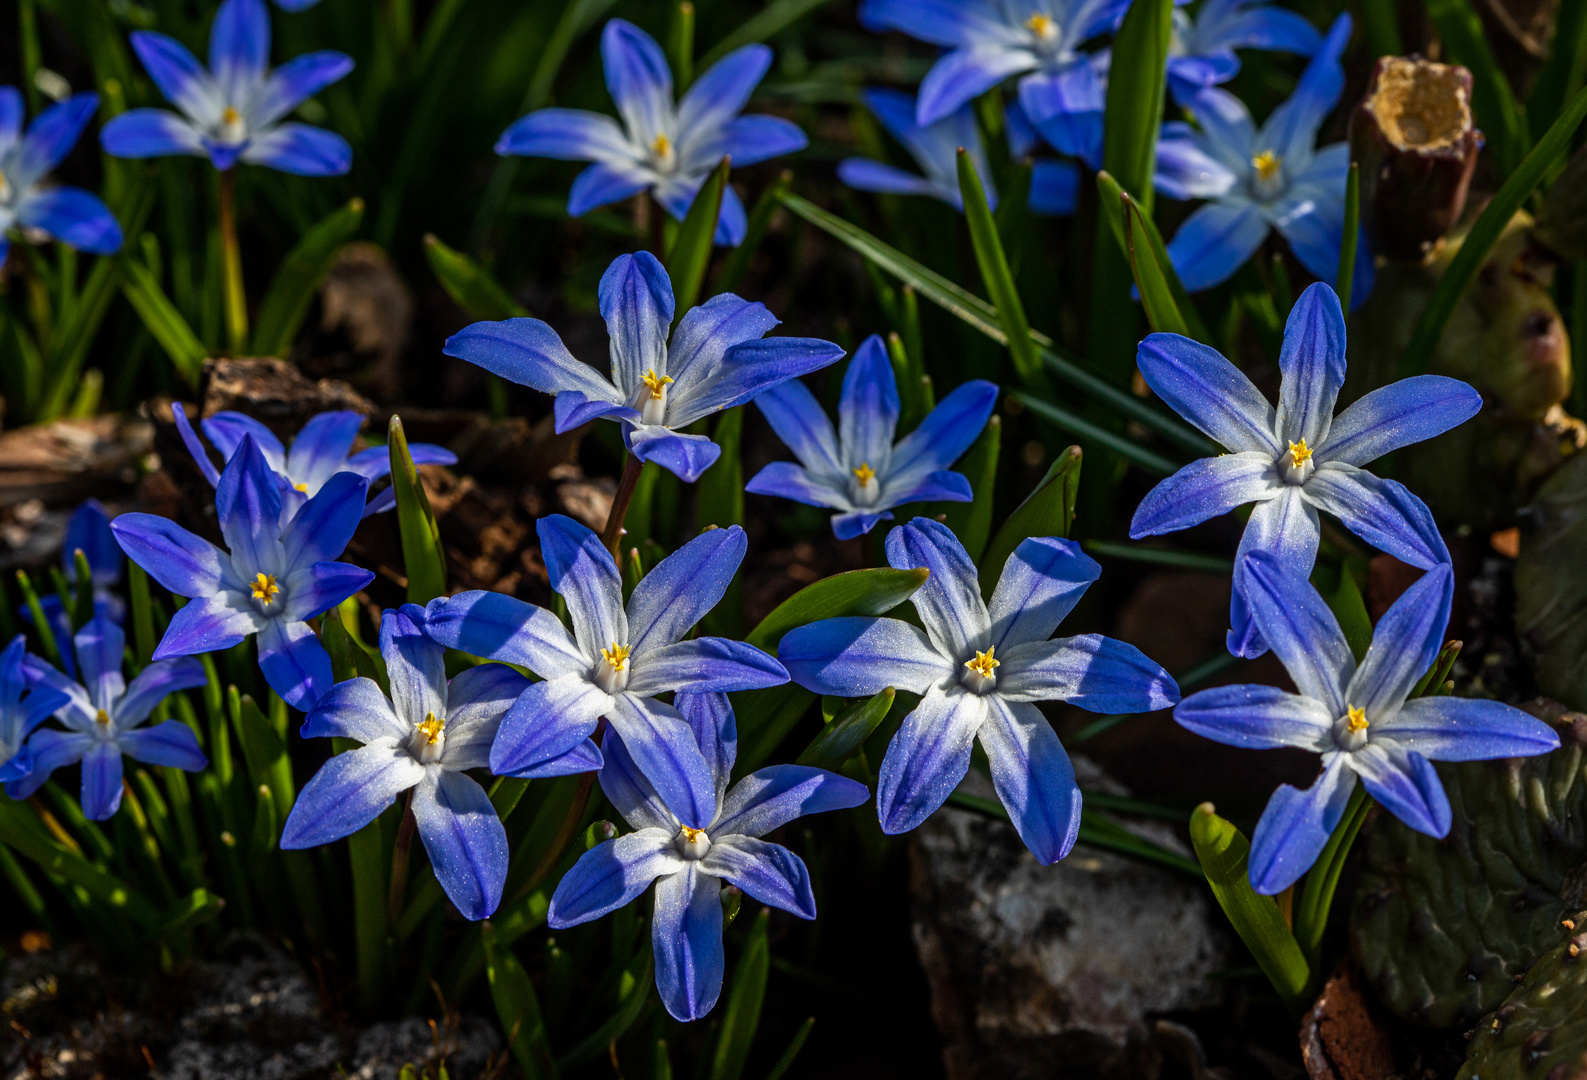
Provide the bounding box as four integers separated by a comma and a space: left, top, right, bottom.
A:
483, 921, 558, 1080
981, 444, 1082, 592
1527, 0, 1587, 143
665, 156, 729, 317
1096, 171, 1209, 342
251, 198, 365, 356
321, 604, 389, 694
1290, 784, 1372, 976
666, 1, 695, 88
796, 688, 894, 769
389, 414, 447, 604
937, 413, 1000, 561
1426, 0, 1526, 177
1336, 163, 1360, 311
958, 149, 1041, 386
1187, 803, 1309, 1012
556, 948, 653, 1069
697, 0, 834, 68
231, 692, 296, 824
1400, 82, 1587, 377
1313, 561, 1371, 663
734, 684, 818, 774
0, 797, 160, 927
698, 409, 746, 638
424, 232, 528, 320
762, 1017, 815, 1080
120, 254, 206, 384
1084, 540, 1233, 574
1103, 0, 1171, 211
744, 567, 930, 652
338, 734, 390, 1016
710, 909, 771, 1080
1122, 192, 1189, 337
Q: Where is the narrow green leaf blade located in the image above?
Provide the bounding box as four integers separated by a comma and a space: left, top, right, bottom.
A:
745, 568, 930, 652
981, 444, 1082, 592
936, 412, 1001, 561
1336, 163, 1359, 310
1123, 194, 1189, 337
389, 414, 447, 605
957, 150, 1042, 385
796, 687, 895, 768
251, 198, 365, 356
483, 921, 558, 1080
424, 232, 528, 320
1103, 0, 1172, 211
709, 909, 771, 1080
120, 255, 206, 384
665, 156, 729, 316
1426, 0, 1526, 176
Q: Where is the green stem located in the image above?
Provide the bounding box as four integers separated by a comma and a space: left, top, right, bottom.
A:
1291, 783, 1373, 976
218, 169, 247, 354
387, 787, 416, 926
602, 455, 646, 557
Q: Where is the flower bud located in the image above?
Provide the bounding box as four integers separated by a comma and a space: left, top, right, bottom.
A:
1349, 57, 1482, 264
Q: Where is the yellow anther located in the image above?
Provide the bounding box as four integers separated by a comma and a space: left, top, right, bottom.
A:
965, 647, 1000, 679
852, 462, 876, 484
1252, 149, 1282, 181
601, 643, 631, 671
222, 106, 241, 125
1287, 438, 1313, 469
251, 573, 280, 603
679, 825, 706, 843
294, 482, 309, 493
1345, 705, 1368, 733
417, 711, 445, 744
641, 369, 673, 400
95, 708, 110, 726
652, 133, 671, 157
1026, 13, 1055, 37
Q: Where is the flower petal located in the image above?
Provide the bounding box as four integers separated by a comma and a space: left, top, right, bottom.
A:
837, 157, 939, 199
115, 657, 207, 727
598, 720, 675, 831
111, 513, 228, 597
744, 462, 849, 510
16, 187, 123, 254
627, 638, 786, 697
1165, 200, 1270, 293
886, 517, 991, 660
876, 686, 987, 835
280, 740, 424, 848
601, 19, 673, 147
751, 378, 842, 477
536, 514, 625, 658
677, 44, 770, 137
209, 0, 271, 99
568, 160, 653, 216
986, 535, 1099, 651
1154, 122, 1239, 200
921, 47, 1035, 126
443, 317, 617, 401
1350, 741, 1450, 837
127, 32, 217, 121
79, 742, 125, 820
857, 0, 1017, 49
996, 634, 1181, 712
281, 561, 374, 623
1247, 753, 1354, 894
831, 510, 896, 539
626, 424, 722, 482
600, 251, 675, 396
1129, 452, 1278, 538
839, 335, 900, 475
1302, 465, 1449, 570
284, 410, 363, 488
300, 676, 405, 743
495, 107, 635, 160
1345, 562, 1453, 720
217, 435, 285, 575
713, 114, 805, 168
1372, 696, 1561, 762
547, 830, 682, 927
73, 614, 125, 712
438, 663, 531, 771
606, 695, 718, 829
1318, 376, 1482, 467
412, 770, 507, 920
6, 729, 92, 800
423, 590, 586, 679
976, 697, 1081, 864
1228, 486, 1321, 658
202, 411, 285, 469
280, 471, 367, 568
713, 764, 870, 840
778, 616, 953, 697
676, 691, 735, 808
700, 836, 816, 917
118, 720, 207, 770
667, 337, 847, 427
488, 674, 609, 778
1235, 549, 1351, 716
888, 380, 1000, 479
381, 605, 446, 731
627, 525, 746, 655
249, 50, 354, 128
1274, 282, 1347, 447
1135, 332, 1278, 455
257, 617, 333, 712
1261, 12, 1351, 164
1174, 684, 1336, 750
240, 123, 352, 176
651, 864, 725, 1021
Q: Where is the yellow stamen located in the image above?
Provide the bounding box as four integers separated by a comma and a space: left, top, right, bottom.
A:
1252, 149, 1282, 181
1287, 438, 1313, 469
601, 643, 631, 671
679, 825, 706, 843
1345, 705, 1368, 733
222, 106, 241, 125
1026, 13, 1055, 36
852, 462, 876, 484
251, 573, 280, 603
641, 369, 673, 400
652, 133, 671, 157
294, 482, 309, 493
95, 708, 110, 726
965, 647, 1000, 679
417, 711, 444, 744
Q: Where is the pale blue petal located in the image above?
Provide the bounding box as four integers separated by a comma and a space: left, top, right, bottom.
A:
1274, 282, 1347, 447
1373, 696, 1561, 762
412, 770, 507, 920
1247, 753, 1353, 894
626, 425, 721, 482
780, 616, 951, 697
995, 634, 1180, 712
605, 695, 717, 830
547, 831, 682, 927
920, 48, 1035, 127
699, 835, 816, 917
1302, 466, 1449, 570
568, 161, 652, 216
488, 674, 609, 778
977, 696, 1081, 864
1135, 332, 1278, 454
79, 742, 124, 820
626, 525, 746, 654
1350, 741, 1450, 837
300, 677, 405, 743
257, 616, 333, 712
626, 638, 786, 697
876, 687, 987, 834
380, 605, 446, 730
496, 107, 634, 160
1228, 488, 1321, 658
536, 514, 625, 658
423, 591, 586, 679
1166, 200, 1270, 293
712, 764, 868, 839
1130, 452, 1279, 538
652, 864, 725, 1021
986, 535, 1098, 650
240, 124, 352, 176
118, 720, 207, 770
1236, 549, 1352, 713
600, 251, 674, 397
16, 188, 122, 254
279, 740, 425, 847
1318, 376, 1482, 467
886, 518, 991, 660
443, 316, 618, 402
1173, 684, 1335, 750
1344, 563, 1453, 719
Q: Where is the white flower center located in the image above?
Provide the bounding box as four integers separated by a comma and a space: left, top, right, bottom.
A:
849, 463, 880, 507
1026, 12, 1060, 44
1334, 704, 1369, 752
0, 168, 13, 204
1250, 149, 1286, 201
1278, 438, 1315, 485
217, 105, 247, 146
593, 643, 631, 694
675, 825, 711, 860
635, 369, 672, 426
961, 647, 999, 694
408, 711, 446, 764
650, 133, 677, 173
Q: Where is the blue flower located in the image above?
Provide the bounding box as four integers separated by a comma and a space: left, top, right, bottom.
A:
1166, 0, 1322, 104
280, 605, 531, 920
442, 251, 844, 484
839, 87, 1078, 216
746, 334, 999, 538
0, 636, 70, 784
24, 499, 127, 680
109, 435, 374, 711
424, 515, 789, 830
1003, 98, 1084, 214
0, 88, 122, 263
13, 614, 207, 819
1178, 552, 1559, 894
779, 518, 1178, 863
859, 0, 1128, 152
100, 0, 353, 175
548, 691, 868, 1020
495, 19, 806, 246
1129, 282, 1479, 659
1156, 15, 1372, 305
170, 405, 457, 519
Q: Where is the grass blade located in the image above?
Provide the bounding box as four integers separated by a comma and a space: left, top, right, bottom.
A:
1335, 163, 1359, 311
119, 255, 206, 385
709, 909, 771, 1080
665, 156, 729, 316
389, 414, 447, 605
981, 444, 1082, 591
1425, 0, 1526, 176
251, 198, 365, 357
1009, 392, 1180, 475
698, 0, 833, 68
958, 149, 1042, 386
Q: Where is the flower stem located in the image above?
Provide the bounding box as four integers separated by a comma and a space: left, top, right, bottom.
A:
514, 719, 607, 903
1291, 782, 1373, 978
601, 455, 645, 556
218, 168, 248, 354
387, 786, 417, 926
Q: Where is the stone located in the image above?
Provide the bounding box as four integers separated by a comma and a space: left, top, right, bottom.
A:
909, 763, 1231, 1080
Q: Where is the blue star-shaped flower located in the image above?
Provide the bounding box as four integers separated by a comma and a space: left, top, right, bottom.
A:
14, 615, 208, 819
100, 0, 353, 175
549, 691, 868, 1020
0, 88, 122, 263
495, 19, 806, 246
442, 251, 844, 483
0, 635, 69, 785
1178, 552, 1559, 894
1166, 0, 1321, 104
110, 435, 374, 711
1130, 282, 1480, 658
23, 500, 127, 681
747, 334, 999, 538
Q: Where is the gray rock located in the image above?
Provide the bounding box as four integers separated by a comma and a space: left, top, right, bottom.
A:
910, 762, 1230, 1080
